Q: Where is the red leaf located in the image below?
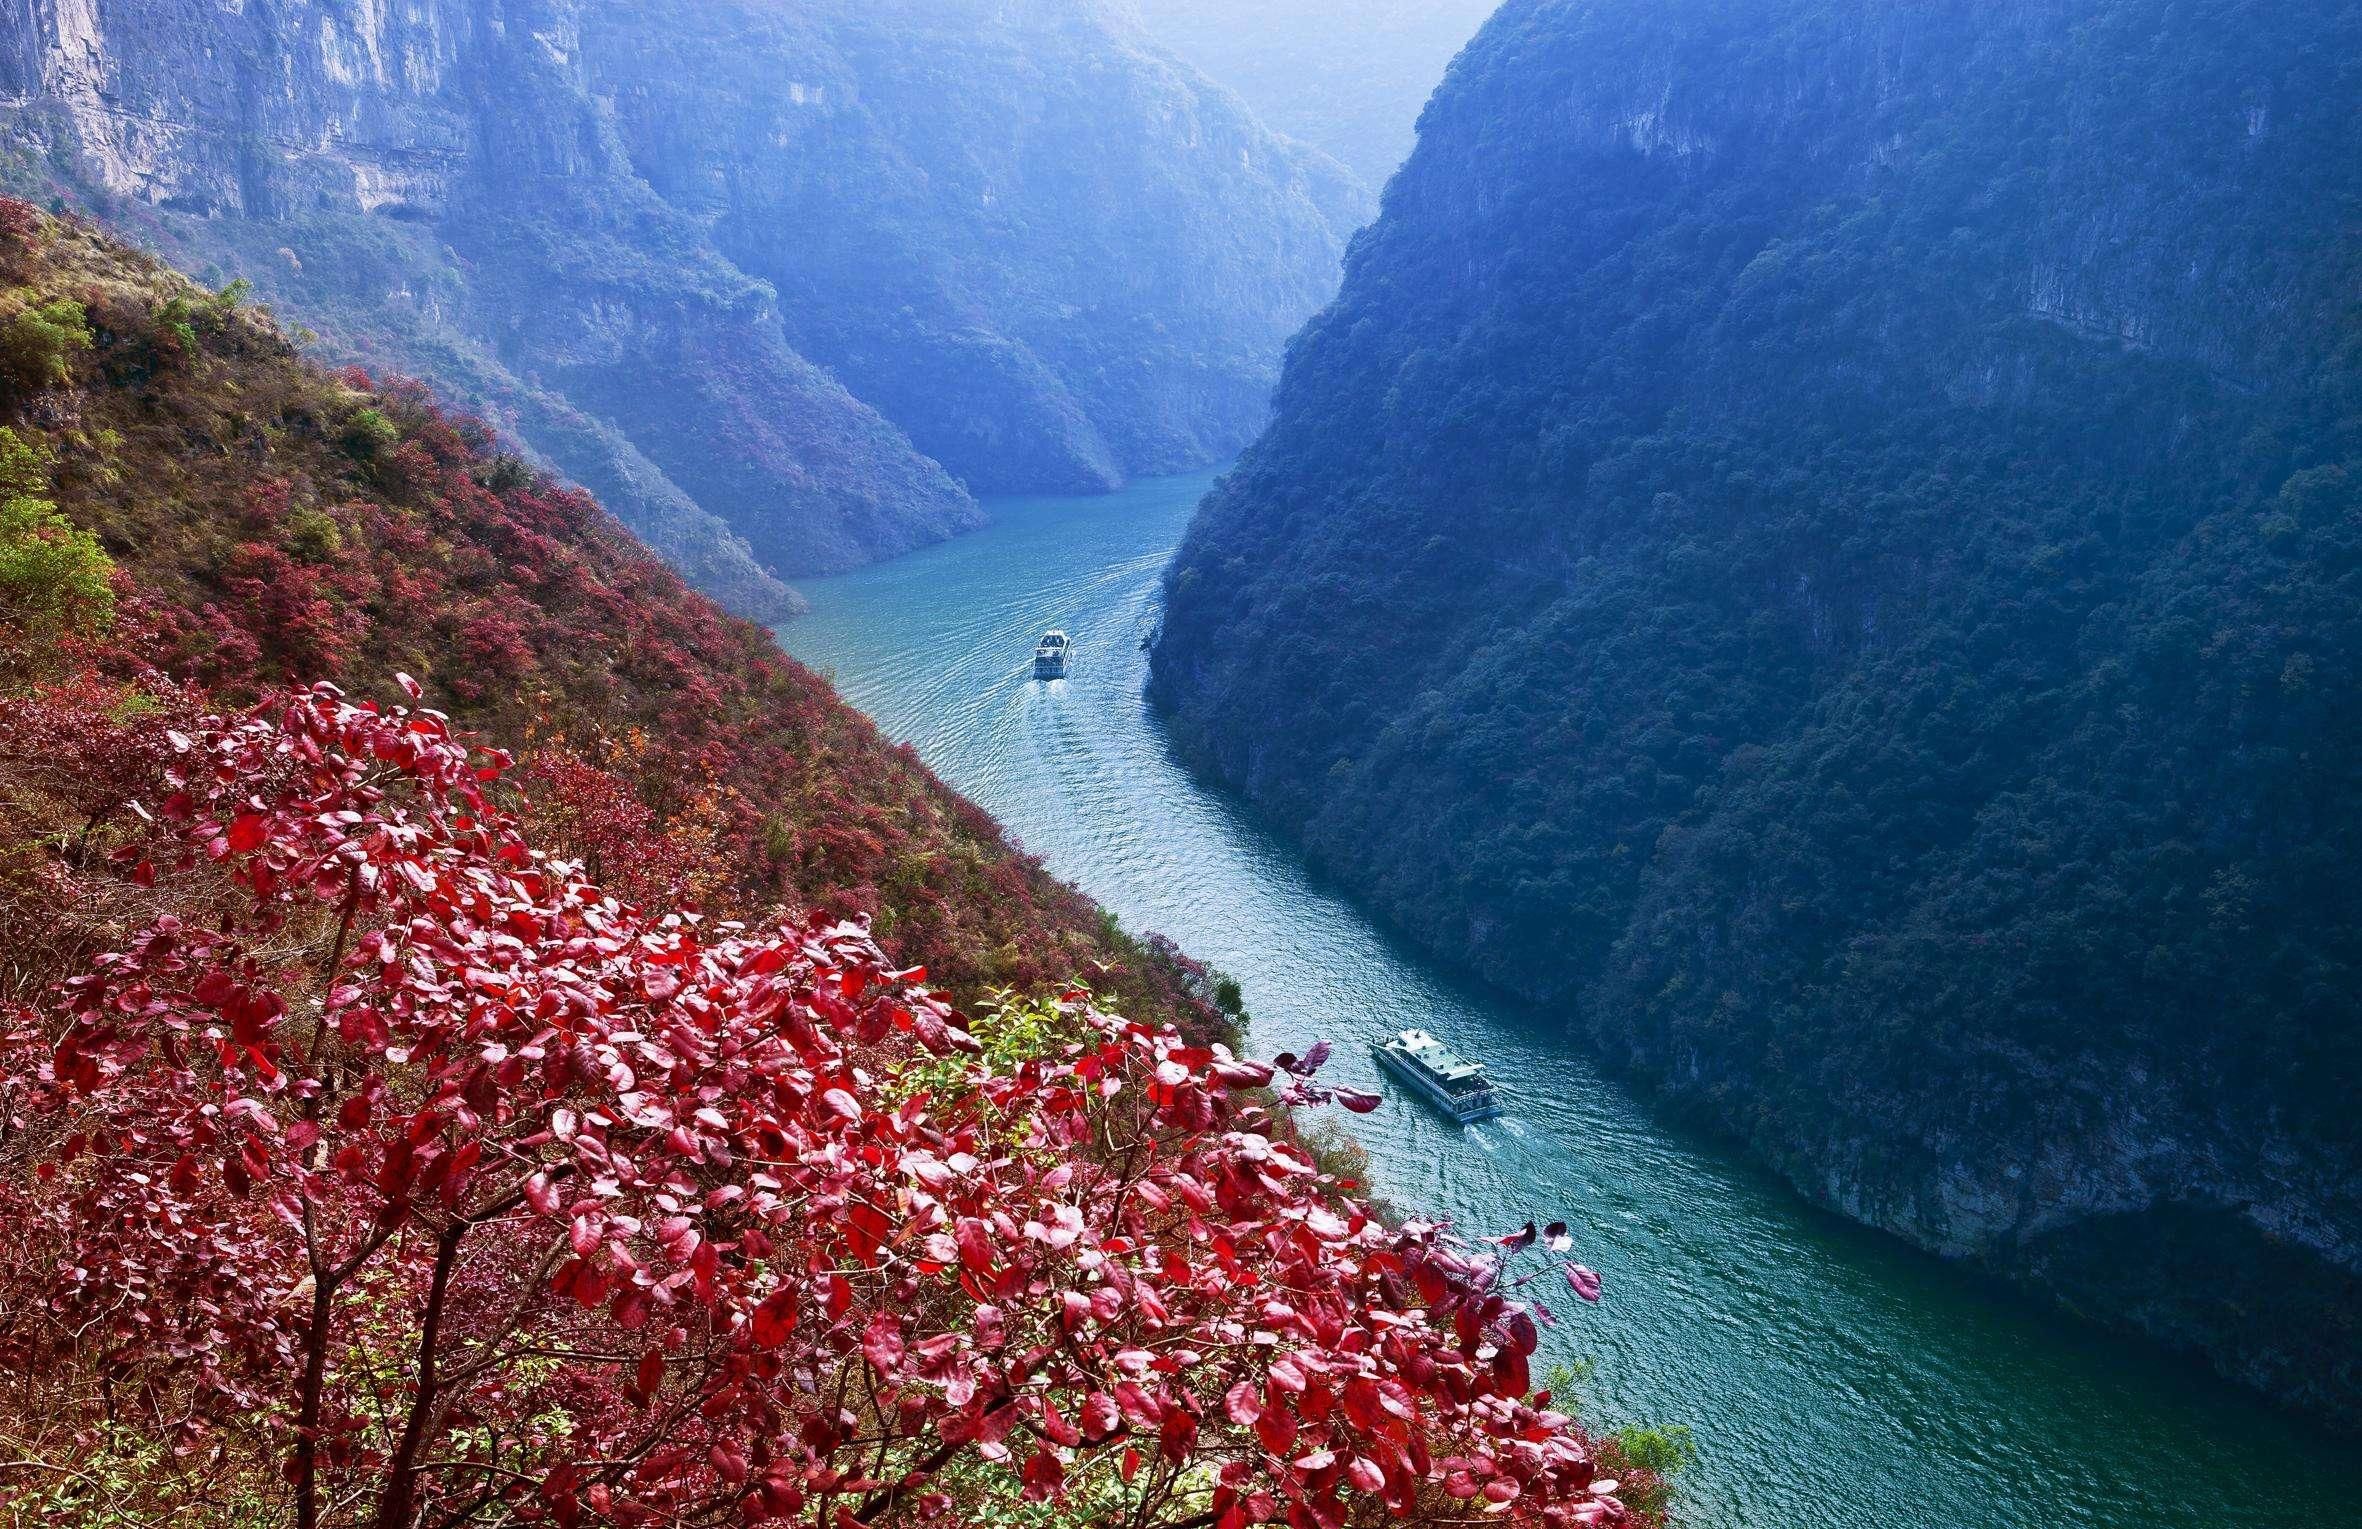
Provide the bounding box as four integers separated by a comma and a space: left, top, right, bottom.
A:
954, 1217, 994, 1276
1255, 1403, 1297, 1456
1080, 1391, 1121, 1441
226, 813, 268, 854
752, 1290, 797, 1348
860, 1313, 904, 1374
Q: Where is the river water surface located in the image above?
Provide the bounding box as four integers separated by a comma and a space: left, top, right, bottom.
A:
776, 471, 2362, 1528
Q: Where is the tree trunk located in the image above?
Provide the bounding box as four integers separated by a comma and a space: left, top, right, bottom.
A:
373, 1222, 467, 1529
294, 1272, 336, 1529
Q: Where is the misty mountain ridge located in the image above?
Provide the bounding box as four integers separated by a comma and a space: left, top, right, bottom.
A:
1122, 0, 1502, 188
0, 0, 1360, 620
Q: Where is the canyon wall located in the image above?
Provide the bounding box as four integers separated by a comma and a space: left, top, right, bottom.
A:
1150, 0, 2362, 1424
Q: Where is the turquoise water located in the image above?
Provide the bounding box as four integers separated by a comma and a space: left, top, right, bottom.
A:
777, 471, 2362, 1528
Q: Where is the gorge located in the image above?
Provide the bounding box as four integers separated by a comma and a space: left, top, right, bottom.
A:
780, 470, 2362, 1529
1149, 0, 2362, 1426
4, 0, 2359, 1523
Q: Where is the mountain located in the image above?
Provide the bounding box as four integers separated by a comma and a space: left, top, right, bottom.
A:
0, 0, 1358, 619
1150, 0, 2362, 1424
1122, 0, 1501, 188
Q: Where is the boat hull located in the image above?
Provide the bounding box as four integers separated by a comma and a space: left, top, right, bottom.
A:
1034, 655, 1068, 679
1373, 1042, 1503, 1123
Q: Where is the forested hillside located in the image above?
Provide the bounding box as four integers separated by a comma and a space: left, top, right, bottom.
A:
0, 0, 1357, 618
1151, 0, 2362, 1423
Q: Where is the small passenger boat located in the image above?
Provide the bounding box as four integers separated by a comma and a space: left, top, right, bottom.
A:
1373, 1028, 1504, 1123
1034, 629, 1071, 679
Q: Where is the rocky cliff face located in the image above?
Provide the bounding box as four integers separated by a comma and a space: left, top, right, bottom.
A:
0, 0, 1355, 616
1151, 0, 2362, 1424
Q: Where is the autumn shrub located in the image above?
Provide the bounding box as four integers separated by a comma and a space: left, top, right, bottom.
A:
0, 682, 1645, 1529
0, 669, 206, 1014
0, 199, 1225, 1076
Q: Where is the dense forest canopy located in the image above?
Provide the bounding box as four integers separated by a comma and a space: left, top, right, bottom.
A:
1151, 0, 2362, 1424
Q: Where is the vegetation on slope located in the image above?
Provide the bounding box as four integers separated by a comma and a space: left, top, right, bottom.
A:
1150, 0, 2362, 1421
0, 203, 1203, 1031
0, 206, 1658, 1529
0, 683, 1647, 1529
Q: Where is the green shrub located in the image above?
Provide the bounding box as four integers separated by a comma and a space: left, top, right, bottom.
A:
283, 506, 344, 562
0, 1419, 289, 1529
889, 993, 1092, 1105
0, 426, 112, 645
340, 405, 401, 461
481, 452, 535, 494
0, 290, 89, 397
1610, 1423, 1699, 1520
156, 294, 200, 359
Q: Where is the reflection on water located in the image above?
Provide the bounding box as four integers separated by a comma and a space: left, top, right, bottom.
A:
778, 472, 2362, 1528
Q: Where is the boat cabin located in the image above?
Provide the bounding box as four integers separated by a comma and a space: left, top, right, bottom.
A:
1373, 1028, 1504, 1123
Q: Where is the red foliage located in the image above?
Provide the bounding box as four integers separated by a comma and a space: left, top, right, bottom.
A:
0, 684, 1635, 1529
220, 540, 358, 675
0, 669, 196, 845
520, 747, 731, 911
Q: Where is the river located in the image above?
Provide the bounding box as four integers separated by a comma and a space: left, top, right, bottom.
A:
775, 470, 2362, 1529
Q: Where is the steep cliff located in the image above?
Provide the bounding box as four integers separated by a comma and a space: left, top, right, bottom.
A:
0, 0, 1355, 614
589, 0, 1363, 496
1151, 0, 2362, 1423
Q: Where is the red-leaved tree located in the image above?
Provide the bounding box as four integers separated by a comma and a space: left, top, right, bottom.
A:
0, 683, 1633, 1529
